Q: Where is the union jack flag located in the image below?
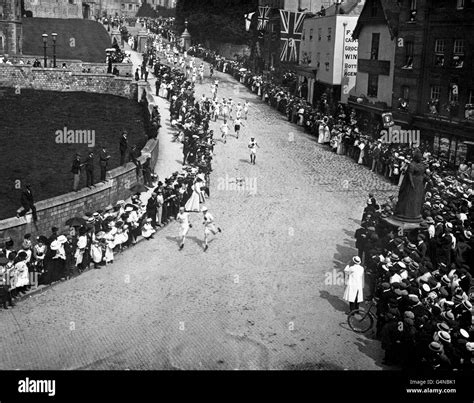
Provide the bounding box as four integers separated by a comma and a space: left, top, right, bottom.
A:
279, 10, 305, 63
257, 6, 271, 31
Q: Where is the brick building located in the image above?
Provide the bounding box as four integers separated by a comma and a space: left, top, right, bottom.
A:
0, 0, 22, 55
409, 0, 474, 165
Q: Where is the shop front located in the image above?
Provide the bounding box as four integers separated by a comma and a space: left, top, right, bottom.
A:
413, 116, 474, 167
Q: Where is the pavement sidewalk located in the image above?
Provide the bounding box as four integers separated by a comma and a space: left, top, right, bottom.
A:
123, 42, 183, 181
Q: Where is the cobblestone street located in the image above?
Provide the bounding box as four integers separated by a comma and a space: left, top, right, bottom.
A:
0, 67, 398, 370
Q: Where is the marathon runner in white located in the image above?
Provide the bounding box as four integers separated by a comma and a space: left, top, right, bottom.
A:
201, 206, 221, 252
248, 137, 260, 165
176, 206, 192, 250
220, 119, 230, 144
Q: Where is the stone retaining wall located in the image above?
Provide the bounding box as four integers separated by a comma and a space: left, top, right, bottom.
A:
0, 65, 135, 98
0, 78, 159, 246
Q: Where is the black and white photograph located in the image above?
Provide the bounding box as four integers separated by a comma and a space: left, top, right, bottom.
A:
0, 0, 473, 401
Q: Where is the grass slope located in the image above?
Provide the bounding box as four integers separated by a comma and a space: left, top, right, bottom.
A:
22, 18, 112, 63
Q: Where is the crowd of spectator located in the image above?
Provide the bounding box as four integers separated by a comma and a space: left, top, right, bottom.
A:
0, 30, 215, 311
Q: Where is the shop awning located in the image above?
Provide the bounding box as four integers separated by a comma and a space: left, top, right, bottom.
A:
295, 66, 317, 79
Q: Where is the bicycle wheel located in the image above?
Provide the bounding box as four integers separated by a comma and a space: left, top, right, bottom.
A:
347, 309, 374, 333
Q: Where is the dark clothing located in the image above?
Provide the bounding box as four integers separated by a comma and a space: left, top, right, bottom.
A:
71, 159, 81, 174
120, 136, 128, 165
85, 155, 94, 187
99, 149, 110, 182
18, 189, 38, 221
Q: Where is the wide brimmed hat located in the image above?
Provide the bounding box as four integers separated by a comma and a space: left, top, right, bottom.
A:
352, 256, 361, 265
438, 331, 451, 343
429, 341, 443, 352
57, 235, 67, 244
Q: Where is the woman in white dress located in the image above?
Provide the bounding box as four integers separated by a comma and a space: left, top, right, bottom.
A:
185, 178, 204, 212
14, 252, 30, 294
318, 119, 328, 144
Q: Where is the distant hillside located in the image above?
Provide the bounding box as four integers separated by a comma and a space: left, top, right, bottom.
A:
22, 18, 112, 63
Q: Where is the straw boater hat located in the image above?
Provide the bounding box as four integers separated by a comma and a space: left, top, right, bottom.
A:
352, 256, 361, 265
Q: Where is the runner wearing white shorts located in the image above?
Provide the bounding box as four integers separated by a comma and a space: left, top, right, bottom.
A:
176, 207, 192, 250
201, 206, 221, 251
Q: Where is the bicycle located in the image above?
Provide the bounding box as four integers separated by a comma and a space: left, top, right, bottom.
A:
347, 297, 378, 333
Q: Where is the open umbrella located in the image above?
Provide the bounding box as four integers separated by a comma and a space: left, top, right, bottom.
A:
128, 183, 149, 193
65, 217, 87, 227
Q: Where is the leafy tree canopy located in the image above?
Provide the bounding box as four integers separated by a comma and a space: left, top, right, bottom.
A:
175, 0, 257, 45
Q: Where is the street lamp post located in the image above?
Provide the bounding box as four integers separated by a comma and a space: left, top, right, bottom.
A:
42, 33, 48, 67
51, 33, 57, 68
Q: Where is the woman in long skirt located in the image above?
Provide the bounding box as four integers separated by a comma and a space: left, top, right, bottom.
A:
185, 178, 204, 212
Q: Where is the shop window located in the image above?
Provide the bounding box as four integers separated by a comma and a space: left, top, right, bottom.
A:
370, 33, 379, 60
367, 74, 378, 97
465, 89, 474, 120
403, 41, 414, 69
453, 39, 464, 68
434, 39, 445, 66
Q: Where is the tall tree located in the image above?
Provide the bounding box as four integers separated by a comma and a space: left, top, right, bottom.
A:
175, 0, 257, 45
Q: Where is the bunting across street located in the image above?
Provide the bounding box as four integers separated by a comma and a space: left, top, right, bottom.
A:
279, 10, 305, 63
257, 5, 271, 31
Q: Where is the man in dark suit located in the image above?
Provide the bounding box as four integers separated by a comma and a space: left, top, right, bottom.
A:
120, 132, 128, 165
85, 151, 95, 188
71, 153, 82, 191
99, 146, 111, 182
146, 192, 158, 228
16, 184, 38, 222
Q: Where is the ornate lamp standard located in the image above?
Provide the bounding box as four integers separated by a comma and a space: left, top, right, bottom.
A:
42, 33, 48, 67
51, 33, 58, 68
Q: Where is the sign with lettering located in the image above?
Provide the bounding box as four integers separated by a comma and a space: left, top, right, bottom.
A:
341, 28, 358, 103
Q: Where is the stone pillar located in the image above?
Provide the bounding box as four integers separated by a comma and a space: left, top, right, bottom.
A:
137, 30, 148, 53
111, 28, 121, 46
181, 20, 191, 51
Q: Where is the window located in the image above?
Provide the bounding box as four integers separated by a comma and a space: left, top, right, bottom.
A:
370, 0, 377, 17
434, 39, 445, 66
370, 33, 379, 60
409, 0, 417, 21
121, 3, 125, 8
454, 39, 465, 54
367, 74, 378, 97
327, 27, 332, 41
0, 36, 3, 53
403, 41, 414, 68
449, 83, 459, 103
0, 5, 3, 19
302, 30, 306, 41
129, 3, 132, 9
318, 28, 321, 41
316, 52, 320, 68
457, 0, 464, 9
430, 85, 441, 100
309, 29, 313, 40
325, 52, 330, 71
453, 39, 465, 68
402, 86, 410, 100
